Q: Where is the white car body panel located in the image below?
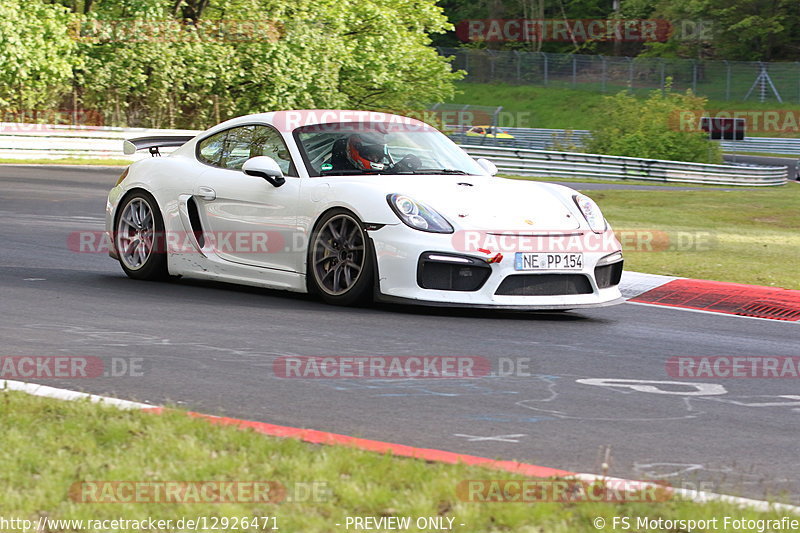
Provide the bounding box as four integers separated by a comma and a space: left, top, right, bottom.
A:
107, 110, 623, 309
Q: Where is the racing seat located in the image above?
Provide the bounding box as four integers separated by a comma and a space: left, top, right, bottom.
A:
329, 138, 356, 170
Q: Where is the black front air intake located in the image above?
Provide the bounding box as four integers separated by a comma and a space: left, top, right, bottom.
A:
417, 253, 491, 292
495, 274, 593, 296
594, 260, 623, 289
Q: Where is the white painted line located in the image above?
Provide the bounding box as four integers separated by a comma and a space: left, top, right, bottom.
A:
625, 301, 800, 324
574, 473, 800, 514
0, 380, 153, 410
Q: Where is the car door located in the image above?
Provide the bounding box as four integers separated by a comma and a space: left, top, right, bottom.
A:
193, 124, 302, 273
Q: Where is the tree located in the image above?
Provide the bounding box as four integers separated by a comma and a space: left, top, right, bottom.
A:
585, 88, 723, 164
0, 0, 77, 112
641, 0, 800, 61
72, 0, 463, 127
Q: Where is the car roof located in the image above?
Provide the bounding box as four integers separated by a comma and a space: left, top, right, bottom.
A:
210, 110, 430, 135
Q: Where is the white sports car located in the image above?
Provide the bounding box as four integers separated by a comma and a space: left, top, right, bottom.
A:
107, 110, 623, 309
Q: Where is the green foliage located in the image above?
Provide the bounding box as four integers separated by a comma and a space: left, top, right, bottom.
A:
0, 0, 78, 110
641, 0, 800, 61
2, 0, 462, 128
435, 0, 798, 61
585, 89, 723, 163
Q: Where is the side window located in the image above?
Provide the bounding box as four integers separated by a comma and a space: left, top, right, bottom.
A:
220, 126, 254, 170
197, 124, 297, 176
251, 126, 297, 177
198, 130, 227, 166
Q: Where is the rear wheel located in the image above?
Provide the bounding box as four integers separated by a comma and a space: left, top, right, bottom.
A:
115, 190, 169, 281
308, 209, 374, 306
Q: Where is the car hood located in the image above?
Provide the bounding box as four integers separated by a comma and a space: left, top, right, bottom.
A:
377, 175, 583, 232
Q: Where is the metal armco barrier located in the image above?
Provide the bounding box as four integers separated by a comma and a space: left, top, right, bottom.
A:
462, 145, 788, 186
0, 123, 198, 161
720, 137, 800, 156
447, 125, 800, 156
0, 122, 788, 186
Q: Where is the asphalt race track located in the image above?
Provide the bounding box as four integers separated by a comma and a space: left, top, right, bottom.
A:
2, 165, 798, 504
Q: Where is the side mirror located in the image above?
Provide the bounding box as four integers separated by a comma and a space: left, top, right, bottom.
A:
476, 157, 498, 176
243, 156, 285, 187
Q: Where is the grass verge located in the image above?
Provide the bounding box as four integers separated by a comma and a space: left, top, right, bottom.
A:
449, 83, 800, 140
505, 175, 721, 188
1, 390, 794, 532
583, 183, 800, 289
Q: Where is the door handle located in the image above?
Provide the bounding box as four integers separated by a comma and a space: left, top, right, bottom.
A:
197, 186, 216, 201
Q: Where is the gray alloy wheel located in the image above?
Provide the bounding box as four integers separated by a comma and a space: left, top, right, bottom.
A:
115, 191, 169, 280
308, 210, 374, 305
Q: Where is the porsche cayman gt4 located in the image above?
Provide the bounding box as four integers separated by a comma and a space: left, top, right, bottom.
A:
107, 110, 623, 309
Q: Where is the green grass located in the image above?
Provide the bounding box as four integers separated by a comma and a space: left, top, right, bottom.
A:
1, 390, 794, 532
505, 174, 721, 188
449, 83, 800, 139
0, 157, 131, 166
449, 83, 607, 130
583, 183, 800, 289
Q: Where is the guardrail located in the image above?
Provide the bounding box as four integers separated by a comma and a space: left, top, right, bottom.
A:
447, 125, 800, 156
0, 123, 197, 161
720, 137, 800, 155
462, 145, 788, 186
0, 122, 788, 186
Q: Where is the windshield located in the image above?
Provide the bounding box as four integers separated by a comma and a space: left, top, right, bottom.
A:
293, 122, 485, 177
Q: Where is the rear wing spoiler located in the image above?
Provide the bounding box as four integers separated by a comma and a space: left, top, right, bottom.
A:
123, 135, 195, 157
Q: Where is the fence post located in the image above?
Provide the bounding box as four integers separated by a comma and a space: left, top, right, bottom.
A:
540, 52, 549, 86
599, 55, 607, 93
627, 57, 634, 92
659, 59, 665, 95
572, 55, 577, 87
515, 50, 521, 82
724, 60, 731, 101
796, 62, 800, 103
692, 60, 697, 92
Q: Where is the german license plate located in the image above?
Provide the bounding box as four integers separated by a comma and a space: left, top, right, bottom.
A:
514, 253, 584, 271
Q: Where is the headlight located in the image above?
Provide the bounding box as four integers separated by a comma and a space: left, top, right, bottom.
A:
387, 194, 453, 234
573, 193, 607, 233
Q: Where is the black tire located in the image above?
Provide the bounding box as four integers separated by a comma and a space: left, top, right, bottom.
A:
307, 209, 374, 306
114, 190, 169, 281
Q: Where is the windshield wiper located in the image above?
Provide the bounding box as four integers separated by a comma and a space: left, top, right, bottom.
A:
411, 168, 471, 175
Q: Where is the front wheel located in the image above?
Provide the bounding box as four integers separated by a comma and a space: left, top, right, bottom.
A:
307, 209, 374, 306
114, 190, 169, 281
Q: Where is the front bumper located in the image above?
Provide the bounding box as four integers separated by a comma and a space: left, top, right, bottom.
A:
370, 224, 623, 309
